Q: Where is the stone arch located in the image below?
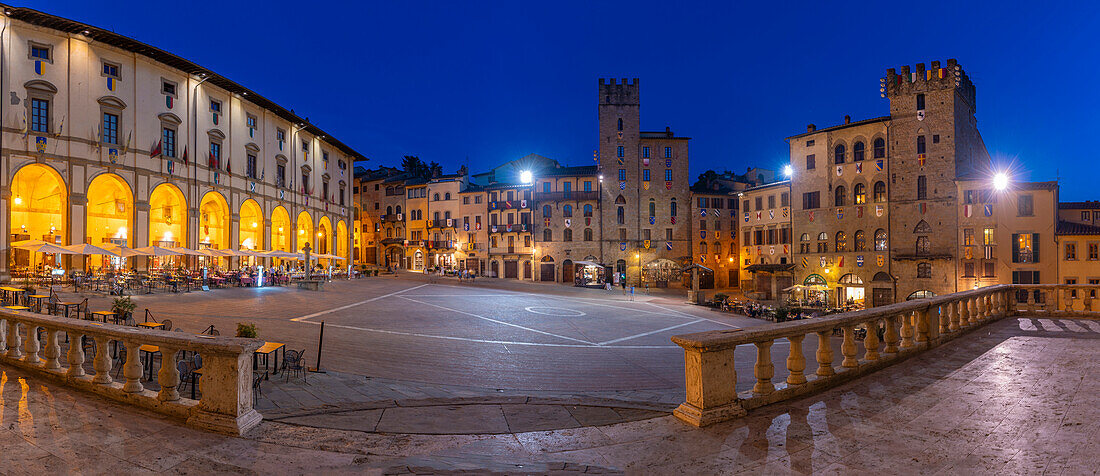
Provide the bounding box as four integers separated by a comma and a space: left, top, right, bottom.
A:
86, 172, 133, 249
149, 182, 186, 246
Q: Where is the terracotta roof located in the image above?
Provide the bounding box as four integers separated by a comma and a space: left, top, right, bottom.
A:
1059, 201, 1100, 210
1057, 220, 1100, 236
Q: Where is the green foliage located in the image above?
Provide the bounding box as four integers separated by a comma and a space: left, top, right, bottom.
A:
236, 322, 258, 338
775, 308, 789, 321
111, 296, 136, 315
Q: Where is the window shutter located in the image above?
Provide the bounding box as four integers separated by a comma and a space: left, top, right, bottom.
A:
1011, 234, 1019, 263
1032, 233, 1040, 262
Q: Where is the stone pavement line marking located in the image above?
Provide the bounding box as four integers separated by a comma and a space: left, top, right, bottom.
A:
294, 319, 678, 349
597, 319, 707, 345
396, 296, 596, 345
290, 284, 431, 322
644, 302, 742, 329
524, 307, 587, 317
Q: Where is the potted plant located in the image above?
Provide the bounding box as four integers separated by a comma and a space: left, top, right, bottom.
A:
19, 275, 36, 295
111, 296, 136, 322
236, 322, 258, 338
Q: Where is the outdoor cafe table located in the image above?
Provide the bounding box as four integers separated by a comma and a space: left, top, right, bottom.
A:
238, 276, 254, 287
26, 294, 49, 313
253, 341, 285, 379
137, 322, 164, 330
90, 310, 116, 323
138, 344, 159, 381
0, 286, 27, 306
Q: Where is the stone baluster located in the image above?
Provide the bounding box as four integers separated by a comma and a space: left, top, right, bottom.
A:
0, 318, 7, 354
6, 321, 23, 359
786, 335, 806, 385
915, 308, 930, 344
900, 311, 915, 348
157, 347, 182, 401
66, 331, 85, 377
863, 320, 880, 361
815, 330, 834, 376
948, 300, 960, 331
122, 341, 144, 393
959, 298, 971, 327
969, 297, 979, 325
938, 304, 949, 335
43, 328, 61, 370
841, 325, 858, 368
92, 336, 113, 384
22, 324, 40, 364
882, 314, 900, 354
752, 341, 775, 395
1006, 290, 1016, 316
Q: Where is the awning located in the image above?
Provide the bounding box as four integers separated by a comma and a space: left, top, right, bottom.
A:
744, 263, 797, 272
680, 263, 713, 273
644, 258, 680, 268
574, 260, 605, 267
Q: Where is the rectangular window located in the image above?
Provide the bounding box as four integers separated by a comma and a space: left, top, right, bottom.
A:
302, 173, 310, 192
1084, 211, 1091, 221
698, 197, 707, 208
584, 181, 592, 191
963, 262, 975, 277
666, 228, 673, 240
162, 81, 176, 96
642, 146, 650, 158
1090, 243, 1099, 260
802, 191, 820, 210
475, 195, 482, 204
711, 198, 722, 209
781, 193, 789, 207
664, 147, 672, 158
1018, 195, 1034, 216
665, 169, 672, 181
916, 93, 925, 110
276, 164, 286, 187
916, 136, 926, 155
643, 169, 650, 181
963, 228, 974, 246
933, 134, 940, 143
563, 182, 571, 192
162, 127, 176, 158
618, 169, 626, 181
247, 154, 258, 179
743, 200, 750, 212
983, 261, 995, 278
1012, 233, 1037, 263
917, 175, 927, 200
210, 100, 221, 113
246, 114, 257, 137
983, 228, 995, 245
210, 142, 221, 168
767, 195, 776, 209
1066, 243, 1077, 260
276, 129, 286, 150
617, 146, 624, 158
102, 113, 119, 144
744, 231, 751, 245
806, 139, 814, 147
30, 44, 50, 60
102, 62, 120, 79
30, 98, 49, 133
543, 182, 551, 193
1093, 211, 1100, 221
755, 197, 762, 211
806, 154, 815, 170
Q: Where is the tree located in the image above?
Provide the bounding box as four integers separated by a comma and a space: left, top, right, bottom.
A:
428, 161, 443, 178
456, 164, 468, 176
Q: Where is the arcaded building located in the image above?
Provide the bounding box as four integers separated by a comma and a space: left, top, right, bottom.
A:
1, 7, 359, 277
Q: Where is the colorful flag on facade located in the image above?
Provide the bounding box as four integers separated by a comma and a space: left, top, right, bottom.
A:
149, 139, 162, 158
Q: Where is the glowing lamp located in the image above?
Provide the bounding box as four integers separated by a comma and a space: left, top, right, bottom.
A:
782, 165, 793, 177
993, 172, 1009, 191
520, 170, 533, 184
13, 196, 22, 205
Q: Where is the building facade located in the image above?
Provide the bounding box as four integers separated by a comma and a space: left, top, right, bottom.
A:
739, 181, 793, 299
1, 7, 358, 278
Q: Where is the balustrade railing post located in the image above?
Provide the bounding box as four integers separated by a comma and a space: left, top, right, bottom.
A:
969, 297, 979, 325
157, 347, 182, 401
815, 330, 834, 376
863, 320, 880, 361
43, 328, 61, 369
187, 349, 264, 435
883, 314, 900, 354
915, 308, 930, 344
937, 304, 948, 336
948, 300, 960, 331
672, 343, 745, 426
900, 311, 915, 348
92, 336, 113, 384
960, 298, 972, 327
841, 326, 858, 368
22, 324, 40, 364
753, 341, 775, 395
6, 321, 23, 359
0, 318, 7, 354
66, 331, 85, 377
122, 341, 144, 393
786, 335, 807, 385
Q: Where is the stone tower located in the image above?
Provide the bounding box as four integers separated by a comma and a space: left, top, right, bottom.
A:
597, 79, 642, 263
883, 59, 991, 299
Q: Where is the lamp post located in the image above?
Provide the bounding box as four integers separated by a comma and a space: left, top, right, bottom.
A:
635, 253, 641, 286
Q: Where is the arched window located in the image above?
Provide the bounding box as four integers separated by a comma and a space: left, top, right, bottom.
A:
543, 205, 552, 218
543, 228, 553, 242
386, 206, 393, 215
907, 289, 935, 300
874, 181, 887, 202
386, 186, 394, 195
563, 205, 573, 217
801, 233, 810, 242
914, 220, 932, 233
818, 232, 828, 240
854, 230, 866, 251
835, 231, 847, 251
617, 117, 623, 131
670, 198, 678, 217
873, 138, 886, 158
433, 211, 440, 220
617, 207, 625, 224
583, 204, 593, 217
834, 186, 846, 206
874, 229, 888, 251
649, 200, 656, 217
700, 242, 708, 254
834, 144, 845, 164
714, 242, 722, 257
916, 236, 930, 255
444, 192, 451, 200
584, 228, 593, 241
853, 141, 865, 161
853, 183, 866, 204
615, 194, 626, 204
916, 262, 932, 278
396, 205, 402, 214
563, 229, 573, 241
444, 211, 451, 219
433, 193, 440, 201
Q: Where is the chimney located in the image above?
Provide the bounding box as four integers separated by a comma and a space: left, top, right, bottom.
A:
807, 124, 816, 132
844, 115, 851, 125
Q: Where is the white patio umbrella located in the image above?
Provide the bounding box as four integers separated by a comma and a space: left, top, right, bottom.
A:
103, 244, 152, 257
166, 246, 205, 256
133, 246, 183, 257
10, 240, 79, 255
63, 243, 120, 257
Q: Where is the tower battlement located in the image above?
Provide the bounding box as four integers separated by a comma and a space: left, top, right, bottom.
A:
881, 59, 976, 111
599, 78, 639, 106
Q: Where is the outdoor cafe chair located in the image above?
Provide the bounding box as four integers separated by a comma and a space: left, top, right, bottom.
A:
161, 319, 173, 331
281, 349, 306, 383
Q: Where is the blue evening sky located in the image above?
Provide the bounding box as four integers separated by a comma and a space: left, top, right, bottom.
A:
21, 1, 1100, 200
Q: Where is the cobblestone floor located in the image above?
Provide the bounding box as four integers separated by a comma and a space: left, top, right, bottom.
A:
2, 316, 1098, 474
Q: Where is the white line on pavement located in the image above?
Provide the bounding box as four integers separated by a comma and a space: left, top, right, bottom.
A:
396, 295, 596, 345
289, 284, 430, 322
645, 303, 742, 329
598, 319, 707, 345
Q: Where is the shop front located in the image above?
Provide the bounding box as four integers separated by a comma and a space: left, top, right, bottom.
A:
573, 259, 607, 288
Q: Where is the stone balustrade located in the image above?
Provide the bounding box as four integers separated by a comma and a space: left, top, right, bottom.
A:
1011, 284, 1100, 317
0, 309, 263, 435
670, 284, 1015, 427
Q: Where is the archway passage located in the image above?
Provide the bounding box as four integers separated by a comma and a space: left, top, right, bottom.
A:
562, 259, 574, 284
271, 206, 291, 252
296, 211, 314, 254
199, 191, 230, 268
318, 216, 332, 268
10, 164, 67, 271
336, 220, 349, 262
540, 255, 555, 282
149, 183, 186, 247
86, 173, 132, 270
239, 199, 263, 251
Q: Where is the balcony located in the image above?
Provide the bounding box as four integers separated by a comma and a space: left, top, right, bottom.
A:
428, 240, 456, 250
380, 214, 404, 223
488, 200, 530, 210
428, 219, 457, 229
489, 246, 533, 255
381, 238, 404, 246
534, 190, 600, 201
488, 224, 530, 234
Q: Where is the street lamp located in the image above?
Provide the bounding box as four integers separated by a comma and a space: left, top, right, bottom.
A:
635, 253, 641, 286
993, 172, 1009, 191
520, 170, 533, 184
782, 165, 793, 178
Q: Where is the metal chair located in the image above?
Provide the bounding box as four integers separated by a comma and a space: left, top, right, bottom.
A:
161, 319, 173, 331
281, 349, 307, 383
